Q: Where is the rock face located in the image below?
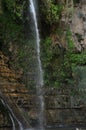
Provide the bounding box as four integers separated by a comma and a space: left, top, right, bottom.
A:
0, 51, 36, 128
0, 99, 12, 127
0, 1, 86, 129
43, 1, 86, 127
45, 87, 86, 126
71, 3, 86, 52
1, 50, 86, 128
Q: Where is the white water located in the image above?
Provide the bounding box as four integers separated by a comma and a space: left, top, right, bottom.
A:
6, 103, 23, 130
29, 0, 43, 86
0, 99, 23, 130
29, 0, 44, 129
9, 114, 16, 130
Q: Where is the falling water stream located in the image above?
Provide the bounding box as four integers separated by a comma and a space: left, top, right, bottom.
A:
0, 98, 23, 130
29, 0, 44, 129
9, 114, 16, 130
0, 1, 45, 130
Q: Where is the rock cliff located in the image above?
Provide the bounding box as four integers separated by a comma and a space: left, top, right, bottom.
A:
0, 0, 86, 128
0, 51, 35, 128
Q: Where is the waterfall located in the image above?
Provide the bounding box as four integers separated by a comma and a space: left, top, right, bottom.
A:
0, 98, 23, 130
29, 0, 43, 86
29, 0, 44, 129
9, 114, 16, 130
76, 128, 81, 130
6, 103, 23, 130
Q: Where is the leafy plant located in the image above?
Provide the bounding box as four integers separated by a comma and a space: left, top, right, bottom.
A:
2, 0, 24, 20
41, 0, 63, 24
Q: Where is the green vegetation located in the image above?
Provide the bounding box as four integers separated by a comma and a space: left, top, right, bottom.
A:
0, 0, 33, 88
65, 28, 86, 66
40, 0, 63, 24
0, 0, 25, 44
0, 0, 86, 89
0, 0, 28, 70
2, 0, 24, 20
64, 28, 86, 86
41, 25, 86, 88
41, 36, 67, 87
